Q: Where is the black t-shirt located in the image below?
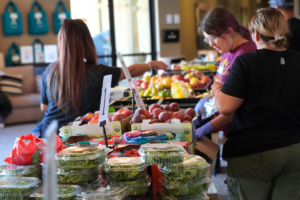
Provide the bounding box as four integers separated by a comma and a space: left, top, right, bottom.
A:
221, 49, 300, 158
41, 63, 121, 136
287, 18, 300, 53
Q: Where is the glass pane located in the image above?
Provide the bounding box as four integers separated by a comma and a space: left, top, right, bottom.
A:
114, 0, 151, 54
70, 0, 112, 66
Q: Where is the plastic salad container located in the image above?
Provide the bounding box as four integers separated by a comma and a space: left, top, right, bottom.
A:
159, 155, 209, 181
162, 177, 211, 196
157, 189, 209, 200
57, 167, 100, 184
77, 184, 130, 200
0, 177, 40, 197
138, 143, 185, 165
31, 185, 81, 200
102, 157, 147, 181
121, 176, 151, 196
0, 164, 42, 179
57, 146, 107, 169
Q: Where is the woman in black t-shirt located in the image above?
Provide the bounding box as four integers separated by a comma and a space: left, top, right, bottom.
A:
38, 19, 167, 136
212, 8, 300, 199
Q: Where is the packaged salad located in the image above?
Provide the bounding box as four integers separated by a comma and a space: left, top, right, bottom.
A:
0, 177, 40, 197
121, 176, 151, 196
102, 157, 147, 181
77, 183, 130, 200
57, 167, 100, 185
0, 164, 42, 180
57, 146, 107, 169
157, 189, 209, 200
159, 155, 209, 181
162, 177, 211, 196
30, 185, 81, 200
138, 143, 185, 165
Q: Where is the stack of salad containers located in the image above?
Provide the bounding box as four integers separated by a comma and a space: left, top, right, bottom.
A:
101, 157, 151, 199
0, 164, 42, 180
0, 177, 41, 200
30, 184, 82, 200
158, 155, 211, 199
56, 145, 108, 186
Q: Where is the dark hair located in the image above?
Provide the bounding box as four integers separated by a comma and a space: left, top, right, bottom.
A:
47, 19, 97, 114
202, 7, 252, 41
279, 5, 294, 12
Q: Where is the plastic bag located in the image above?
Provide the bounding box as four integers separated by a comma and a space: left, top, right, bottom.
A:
4, 134, 43, 165
171, 81, 191, 99
201, 96, 218, 119
40, 134, 63, 163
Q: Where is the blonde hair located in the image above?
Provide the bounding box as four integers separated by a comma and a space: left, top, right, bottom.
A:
250, 8, 288, 49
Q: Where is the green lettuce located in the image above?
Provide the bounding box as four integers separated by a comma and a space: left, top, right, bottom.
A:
0, 165, 42, 180
57, 168, 99, 184
121, 176, 151, 196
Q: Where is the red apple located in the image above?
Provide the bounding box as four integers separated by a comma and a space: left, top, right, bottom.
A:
173, 112, 184, 122
173, 65, 181, 71
170, 103, 180, 111
135, 80, 143, 86
184, 115, 193, 122
162, 105, 172, 111
175, 75, 184, 82
153, 108, 163, 119
111, 114, 124, 122
184, 78, 190, 83
172, 75, 180, 82
141, 115, 147, 119
151, 118, 160, 123
158, 111, 171, 122
132, 114, 143, 123
117, 109, 127, 114
145, 114, 153, 119
185, 108, 196, 118
134, 108, 147, 115
167, 111, 173, 118
149, 104, 161, 114
122, 109, 133, 117
141, 81, 150, 90
195, 82, 205, 88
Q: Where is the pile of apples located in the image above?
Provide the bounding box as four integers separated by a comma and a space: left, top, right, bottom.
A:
130, 103, 196, 124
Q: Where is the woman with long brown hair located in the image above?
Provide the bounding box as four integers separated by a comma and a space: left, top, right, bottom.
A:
40, 19, 167, 136
212, 8, 300, 199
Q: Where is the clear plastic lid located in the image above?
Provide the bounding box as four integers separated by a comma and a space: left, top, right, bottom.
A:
77, 183, 130, 200
0, 164, 42, 178
162, 177, 211, 189
121, 176, 151, 188
159, 155, 209, 172
57, 146, 107, 161
158, 190, 209, 200
139, 143, 186, 154
31, 185, 82, 198
103, 157, 146, 171
0, 177, 41, 196
57, 167, 99, 175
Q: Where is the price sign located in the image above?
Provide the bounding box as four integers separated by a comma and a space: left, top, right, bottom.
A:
116, 52, 145, 109
99, 75, 112, 125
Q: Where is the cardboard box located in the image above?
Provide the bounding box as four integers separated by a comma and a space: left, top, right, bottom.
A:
131, 119, 194, 154
59, 113, 132, 137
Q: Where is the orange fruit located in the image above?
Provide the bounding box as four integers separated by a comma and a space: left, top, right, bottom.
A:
190, 77, 200, 87
163, 78, 172, 89
150, 77, 157, 84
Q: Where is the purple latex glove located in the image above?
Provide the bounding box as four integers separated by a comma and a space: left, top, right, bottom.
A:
194, 96, 211, 116
196, 122, 214, 141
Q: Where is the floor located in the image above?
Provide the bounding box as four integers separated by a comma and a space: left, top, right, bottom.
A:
0, 123, 229, 199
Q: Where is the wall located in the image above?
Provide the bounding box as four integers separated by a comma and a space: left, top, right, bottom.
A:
0, 0, 70, 57
157, 0, 181, 58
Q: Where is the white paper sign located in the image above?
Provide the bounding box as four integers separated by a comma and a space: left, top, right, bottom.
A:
44, 45, 58, 63
166, 14, 173, 24
116, 52, 145, 109
20, 46, 34, 64
99, 75, 112, 124
174, 14, 180, 24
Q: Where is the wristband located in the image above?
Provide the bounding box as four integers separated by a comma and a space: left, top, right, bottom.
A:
147, 63, 152, 72
214, 87, 222, 96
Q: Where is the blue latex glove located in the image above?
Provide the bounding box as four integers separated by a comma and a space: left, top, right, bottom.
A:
196, 122, 214, 141
194, 96, 211, 116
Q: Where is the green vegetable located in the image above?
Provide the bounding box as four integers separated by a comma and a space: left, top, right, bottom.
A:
139, 144, 185, 165
159, 155, 209, 181
0, 178, 40, 196
157, 189, 209, 200
121, 176, 151, 196
0, 196, 31, 200
102, 157, 147, 181
162, 177, 210, 196
0, 164, 42, 180
36, 196, 76, 200
57, 168, 100, 184
57, 146, 107, 169
31, 185, 81, 200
